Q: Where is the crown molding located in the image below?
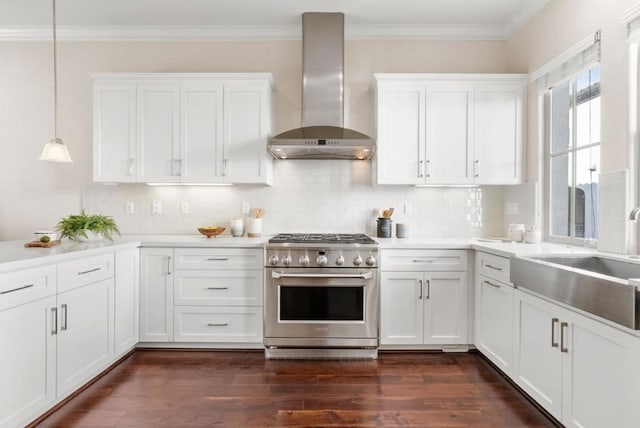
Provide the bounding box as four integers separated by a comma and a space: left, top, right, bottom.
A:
503, 0, 550, 38
0, 23, 511, 41
622, 2, 640, 23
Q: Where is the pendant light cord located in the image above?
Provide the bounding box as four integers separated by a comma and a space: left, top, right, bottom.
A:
52, 0, 58, 138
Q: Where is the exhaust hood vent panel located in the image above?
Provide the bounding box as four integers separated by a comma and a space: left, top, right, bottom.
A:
268, 12, 375, 160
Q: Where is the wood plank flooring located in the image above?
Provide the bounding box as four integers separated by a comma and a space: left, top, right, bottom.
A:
34, 350, 556, 427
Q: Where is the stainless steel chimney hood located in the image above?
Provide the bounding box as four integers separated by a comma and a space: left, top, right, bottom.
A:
268, 12, 375, 160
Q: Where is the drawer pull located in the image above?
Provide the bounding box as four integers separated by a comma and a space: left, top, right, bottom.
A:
207, 258, 229, 261
78, 267, 101, 276
483, 280, 501, 289
207, 322, 229, 327
413, 259, 434, 263
207, 287, 229, 290
485, 263, 503, 271
0, 283, 34, 295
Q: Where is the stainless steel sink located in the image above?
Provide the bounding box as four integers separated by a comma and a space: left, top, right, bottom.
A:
511, 255, 640, 330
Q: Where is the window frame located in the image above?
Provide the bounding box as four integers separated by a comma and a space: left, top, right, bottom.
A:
544, 65, 601, 245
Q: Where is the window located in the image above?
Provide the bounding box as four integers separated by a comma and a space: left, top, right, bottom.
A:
548, 65, 601, 240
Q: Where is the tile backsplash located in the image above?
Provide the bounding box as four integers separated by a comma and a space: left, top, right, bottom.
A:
83, 160, 504, 237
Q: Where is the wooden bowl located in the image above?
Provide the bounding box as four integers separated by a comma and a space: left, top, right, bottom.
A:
197, 226, 225, 238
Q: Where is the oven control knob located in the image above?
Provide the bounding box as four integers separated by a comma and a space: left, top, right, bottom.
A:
365, 255, 376, 267
299, 255, 310, 266
268, 255, 279, 266
335, 255, 345, 266
316, 255, 328, 266
282, 255, 292, 266
353, 255, 363, 266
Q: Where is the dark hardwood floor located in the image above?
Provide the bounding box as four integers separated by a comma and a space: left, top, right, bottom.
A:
34, 350, 555, 427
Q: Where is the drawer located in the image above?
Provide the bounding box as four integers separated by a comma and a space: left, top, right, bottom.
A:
0, 265, 57, 311
173, 306, 263, 343
58, 253, 114, 293
174, 248, 263, 270
476, 251, 511, 284
381, 249, 467, 272
174, 270, 263, 306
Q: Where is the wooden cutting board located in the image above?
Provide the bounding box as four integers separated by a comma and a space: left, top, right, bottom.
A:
24, 240, 61, 248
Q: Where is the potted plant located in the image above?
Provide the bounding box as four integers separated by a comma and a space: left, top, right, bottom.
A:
56, 210, 120, 241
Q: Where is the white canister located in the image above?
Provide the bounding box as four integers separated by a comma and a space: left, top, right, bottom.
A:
246, 218, 262, 238
230, 218, 245, 237
507, 223, 525, 242
524, 226, 541, 244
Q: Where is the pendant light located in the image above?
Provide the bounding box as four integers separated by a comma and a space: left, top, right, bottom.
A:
39, 0, 72, 162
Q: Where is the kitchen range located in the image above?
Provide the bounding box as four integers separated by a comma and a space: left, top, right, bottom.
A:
264, 233, 379, 359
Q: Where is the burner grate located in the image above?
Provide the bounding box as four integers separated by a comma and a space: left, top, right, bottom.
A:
268, 233, 376, 245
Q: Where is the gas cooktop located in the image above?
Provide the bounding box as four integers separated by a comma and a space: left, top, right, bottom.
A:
268, 233, 377, 245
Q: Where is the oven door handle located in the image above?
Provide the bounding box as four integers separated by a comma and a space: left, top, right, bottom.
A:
271, 271, 373, 280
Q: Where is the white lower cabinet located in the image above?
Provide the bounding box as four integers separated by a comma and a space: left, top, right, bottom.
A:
56, 278, 115, 399
174, 306, 262, 343
514, 289, 640, 427
380, 270, 467, 346
114, 249, 139, 357
0, 295, 57, 427
139, 248, 174, 342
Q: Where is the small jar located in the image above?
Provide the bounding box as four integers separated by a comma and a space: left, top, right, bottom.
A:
396, 223, 408, 238
524, 226, 541, 244
507, 223, 525, 242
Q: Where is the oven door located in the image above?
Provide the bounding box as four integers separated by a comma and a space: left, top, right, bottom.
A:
265, 268, 379, 347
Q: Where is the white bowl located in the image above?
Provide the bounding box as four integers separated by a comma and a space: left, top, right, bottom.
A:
34, 230, 59, 241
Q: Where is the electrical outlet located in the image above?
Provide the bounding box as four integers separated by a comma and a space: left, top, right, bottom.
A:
403, 201, 414, 215
180, 201, 189, 215
241, 202, 250, 215
152, 201, 162, 214
125, 201, 135, 214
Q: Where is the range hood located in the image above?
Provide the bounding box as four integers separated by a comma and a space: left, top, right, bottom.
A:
268, 13, 375, 160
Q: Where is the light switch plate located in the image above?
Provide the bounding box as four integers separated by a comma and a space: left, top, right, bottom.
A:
152, 201, 162, 214
241, 202, 250, 215
403, 201, 413, 215
180, 201, 189, 215
125, 201, 135, 214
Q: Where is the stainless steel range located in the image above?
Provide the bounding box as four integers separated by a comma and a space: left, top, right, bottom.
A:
264, 233, 379, 359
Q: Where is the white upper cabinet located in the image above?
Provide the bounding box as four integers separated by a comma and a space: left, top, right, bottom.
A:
136, 84, 181, 183
93, 73, 273, 185
92, 84, 137, 182
375, 74, 526, 186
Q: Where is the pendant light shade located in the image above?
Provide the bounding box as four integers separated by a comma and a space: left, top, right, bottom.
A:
40, 0, 72, 163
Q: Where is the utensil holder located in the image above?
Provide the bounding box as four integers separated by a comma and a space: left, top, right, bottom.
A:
377, 218, 392, 238
246, 218, 262, 238
230, 218, 245, 237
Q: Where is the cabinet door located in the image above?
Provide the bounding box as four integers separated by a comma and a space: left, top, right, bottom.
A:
180, 82, 225, 183
423, 272, 467, 344
562, 310, 640, 428
475, 274, 514, 374
223, 81, 273, 184
0, 295, 56, 427
57, 279, 114, 399
513, 290, 562, 420
380, 271, 423, 345
425, 82, 473, 184
136, 84, 180, 182
114, 249, 139, 358
139, 248, 173, 342
93, 83, 137, 182
473, 82, 524, 184
376, 82, 425, 185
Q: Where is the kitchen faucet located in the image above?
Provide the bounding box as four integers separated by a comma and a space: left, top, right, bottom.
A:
630, 207, 640, 221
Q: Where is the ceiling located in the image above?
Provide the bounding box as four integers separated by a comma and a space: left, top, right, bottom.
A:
0, 0, 550, 41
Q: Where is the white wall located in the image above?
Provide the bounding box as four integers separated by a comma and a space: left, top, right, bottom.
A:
0, 38, 508, 240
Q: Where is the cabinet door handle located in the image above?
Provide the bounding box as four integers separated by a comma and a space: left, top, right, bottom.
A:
560, 322, 569, 353
166, 256, 172, 276
474, 160, 480, 178
51, 307, 58, 335
483, 280, 501, 289
551, 318, 559, 348
207, 322, 229, 327
425, 160, 431, 178
207, 286, 229, 290
78, 267, 101, 276
418, 160, 424, 178
485, 264, 502, 272
418, 279, 423, 299
128, 158, 135, 176
61, 304, 68, 331
223, 159, 230, 177
0, 283, 34, 295
426, 279, 431, 299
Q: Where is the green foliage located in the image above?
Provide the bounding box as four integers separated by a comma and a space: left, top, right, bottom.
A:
56, 210, 120, 241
